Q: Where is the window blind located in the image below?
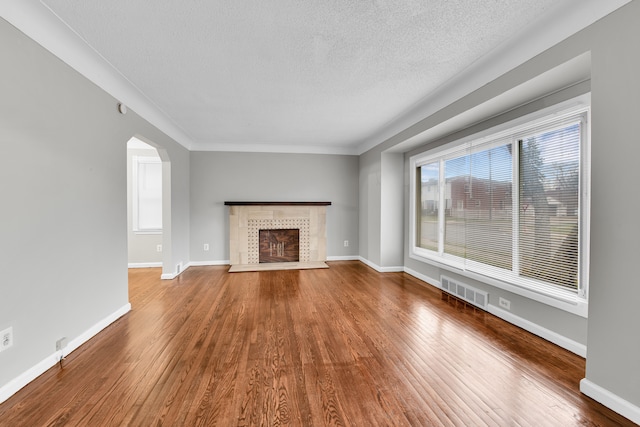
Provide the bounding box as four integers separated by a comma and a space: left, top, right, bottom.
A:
414, 111, 585, 293
518, 122, 581, 289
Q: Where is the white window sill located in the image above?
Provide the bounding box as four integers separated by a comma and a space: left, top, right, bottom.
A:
133, 230, 163, 235
409, 251, 588, 318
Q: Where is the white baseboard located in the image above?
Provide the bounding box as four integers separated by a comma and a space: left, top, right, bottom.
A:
326, 256, 360, 261
487, 304, 586, 357
128, 262, 162, 268
403, 266, 586, 357
580, 378, 640, 425
358, 257, 404, 272
189, 260, 230, 267
160, 262, 191, 280
0, 303, 131, 404
403, 266, 441, 288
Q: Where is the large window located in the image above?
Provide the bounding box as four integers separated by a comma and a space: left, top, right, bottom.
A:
410, 102, 589, 306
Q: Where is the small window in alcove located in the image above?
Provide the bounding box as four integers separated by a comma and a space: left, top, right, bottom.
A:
132, 155, 162, 233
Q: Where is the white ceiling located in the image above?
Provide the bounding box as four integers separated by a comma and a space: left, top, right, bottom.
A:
1, 1, 631, 154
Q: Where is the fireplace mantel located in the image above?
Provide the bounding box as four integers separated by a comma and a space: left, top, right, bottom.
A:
226, 202, 330, 272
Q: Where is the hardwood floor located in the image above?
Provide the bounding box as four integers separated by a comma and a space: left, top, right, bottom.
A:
0, 261, 634, 426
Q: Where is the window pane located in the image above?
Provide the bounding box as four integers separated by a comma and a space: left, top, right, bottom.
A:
519, 123, 580, 289
418, 162, 439, 251
444, 155, 470, 258
466, 145, 513, 270
137, 160, 163, 230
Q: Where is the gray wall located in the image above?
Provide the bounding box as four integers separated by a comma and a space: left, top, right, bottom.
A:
189, 152, 359, 262
0, 18, 190, 391
2, 0, 639, 419
380, 153, 404, 268
586, 0, 640, 407
360, 0, 640, 413
359, 150, 404, 270
359, 149, 381, 266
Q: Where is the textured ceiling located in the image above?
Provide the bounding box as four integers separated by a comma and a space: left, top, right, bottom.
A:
37, 0, 580, 153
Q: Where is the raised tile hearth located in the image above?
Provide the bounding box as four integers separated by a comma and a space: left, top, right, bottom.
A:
225, 202, 331, 272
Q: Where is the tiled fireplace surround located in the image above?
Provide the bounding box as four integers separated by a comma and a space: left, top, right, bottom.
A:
225, 202, 330, 271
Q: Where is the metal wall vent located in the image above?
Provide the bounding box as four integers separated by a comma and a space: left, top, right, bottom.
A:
441, 275, 488, 310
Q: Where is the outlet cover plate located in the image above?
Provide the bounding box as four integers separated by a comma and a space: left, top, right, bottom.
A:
1, 327, 13, 352
499, 297, 511, 310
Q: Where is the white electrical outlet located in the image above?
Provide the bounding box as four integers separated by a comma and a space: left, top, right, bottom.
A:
498, 297, 511, 310
204, 243, 209, 251
157, 244, 162, 252
0, 327, 13, 353
344, 240, 349, 247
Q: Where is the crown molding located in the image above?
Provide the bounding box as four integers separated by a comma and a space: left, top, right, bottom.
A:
1, 0, 195, 150
356, 0, 631, 155
1, 0, 630, 156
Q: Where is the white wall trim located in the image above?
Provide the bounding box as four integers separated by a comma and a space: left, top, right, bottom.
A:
160, 262, 194, 280
128, 262, 162, 268
327, 255, 360, 261
358, 257, 404, 273
356, 0, 630, 155
406, 252, 588, 318
403, 267, 441, 289
403, 266, 586, 357
0, 303, 131, 404
580, 379, 640, 425
0, 1, 630, 156
358, 257, 382, 271
0, 1, 195, 151
487, 304, 586, 357
189, 260, 230, 267
190, 141, 357, 156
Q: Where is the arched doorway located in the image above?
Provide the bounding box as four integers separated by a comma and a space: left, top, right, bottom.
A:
126, 136, 171, 276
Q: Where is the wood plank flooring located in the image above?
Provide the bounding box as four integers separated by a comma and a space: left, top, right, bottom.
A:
0, 261, 634, 426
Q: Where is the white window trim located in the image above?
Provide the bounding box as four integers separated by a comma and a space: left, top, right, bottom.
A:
132, 155, 163, 235
409, 94, 590, 317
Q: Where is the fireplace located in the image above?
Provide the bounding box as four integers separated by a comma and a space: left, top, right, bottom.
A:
225, 201, 330, 272
259, 229, 299, 263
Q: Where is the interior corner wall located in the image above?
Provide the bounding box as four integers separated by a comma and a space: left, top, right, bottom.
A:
380, 152, 404, 267
358, 149, 404, 270
359, 149, 381, 267
584, 0, 640, 413
189, 151, 358, 263
156, 142, 190, 279
0, 17, 190, 399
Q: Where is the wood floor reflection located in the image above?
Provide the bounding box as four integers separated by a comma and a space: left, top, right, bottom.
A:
0, 261, 633, 426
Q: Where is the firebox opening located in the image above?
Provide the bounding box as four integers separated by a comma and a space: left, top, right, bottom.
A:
259, 229, 300, 263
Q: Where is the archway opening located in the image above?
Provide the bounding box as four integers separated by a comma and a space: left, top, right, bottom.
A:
126, 136, 171, 277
